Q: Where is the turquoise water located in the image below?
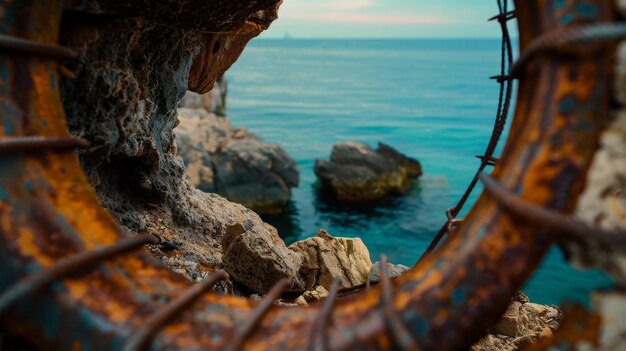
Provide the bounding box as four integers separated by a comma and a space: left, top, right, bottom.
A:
226, 39, 612, 305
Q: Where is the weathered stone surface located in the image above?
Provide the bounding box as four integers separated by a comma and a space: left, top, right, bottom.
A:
179, 76, 227, 116
315, 142, 422, 202
294, 295, 308, 306
213, 139, 299, 215
302, 286, 329, 302
592, 291, 626, 349
472, 294, 561, 350
368, 260, 410, 283
289, 230, 373, 290
490, 301, 523, 337
59, 0, 283, 282
175, 98, 299, 214
221, 221, 304, 293
570, 111, 626, 282
576, 111, 626, 232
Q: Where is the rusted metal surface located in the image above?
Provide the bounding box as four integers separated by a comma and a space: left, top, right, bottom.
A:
0, 0, 619, 350
226, 279, 290, 351
308, 277, 341, 351
0, 233, 158, 315
0, 33, 79, 60
123, 270, 229, 351
480, 172, 626, 248
511, 23, 626, 78
0, 136, 90, 153
378, 255, 417, 351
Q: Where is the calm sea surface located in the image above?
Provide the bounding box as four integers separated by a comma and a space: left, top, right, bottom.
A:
226, 39, 612, 305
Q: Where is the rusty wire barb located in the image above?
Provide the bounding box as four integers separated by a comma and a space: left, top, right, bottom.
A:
226, 279, 290, 351
0, 234, 158, 315
0, 136, 90, 154
511, 23, 626, 78
123, 270, 230, 351
379, 255, 418, 351
479, 173, 626, 248
0, 33, 79, 60
308, 277, 341, 351
419, 0, 515, 262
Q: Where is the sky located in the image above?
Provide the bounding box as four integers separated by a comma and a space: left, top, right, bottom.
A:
262, 0, 509, 39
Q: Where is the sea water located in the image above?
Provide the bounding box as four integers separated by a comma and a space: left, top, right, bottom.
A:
226, 38, 612, 305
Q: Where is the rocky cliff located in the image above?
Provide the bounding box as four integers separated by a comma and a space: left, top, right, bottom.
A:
59, 0, 284, 272
175, 87, 299, 215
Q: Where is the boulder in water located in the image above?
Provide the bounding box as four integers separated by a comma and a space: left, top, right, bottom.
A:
315, 142, 421, 202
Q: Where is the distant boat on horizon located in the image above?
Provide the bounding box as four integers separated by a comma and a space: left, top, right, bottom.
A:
283, 32, 292, 40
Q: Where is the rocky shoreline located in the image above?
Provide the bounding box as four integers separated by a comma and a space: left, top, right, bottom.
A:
176, 88, 299, 215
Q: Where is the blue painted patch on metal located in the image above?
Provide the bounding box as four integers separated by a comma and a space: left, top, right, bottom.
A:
559, 14, 574, 24
50, 71, 56, 90
3, 119, 12, 134
575, 2, 597, 18
0, 185, 7, 201
451, 287, 466, 306
406, 314, 428, 334
0, 66, 8, 82
25, 262, 40, 274
558, 96, 576, 114
554, 0, 566, 10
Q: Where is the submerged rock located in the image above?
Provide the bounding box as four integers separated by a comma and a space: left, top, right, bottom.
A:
289, 229, 373, 290
176, 90, 299, 214
315, 142, 422, 202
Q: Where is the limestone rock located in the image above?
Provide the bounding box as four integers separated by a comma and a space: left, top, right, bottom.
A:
315, 142, 422, 202
60, 0, 282, 284
213, 139, 299, 215
221, 221, 304, 294
491, 301, 523, 337
473, 294, 562, 350
179, 76, 227, 115
294, 295, 308, 306
368, 260, 410, 283
572, 111, 626, 282
302, 286, 329, 303
175, 92, 299, 214
289, 229, 372, 290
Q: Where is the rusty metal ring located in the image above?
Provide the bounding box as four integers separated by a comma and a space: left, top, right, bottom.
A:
0, 0, 619, 350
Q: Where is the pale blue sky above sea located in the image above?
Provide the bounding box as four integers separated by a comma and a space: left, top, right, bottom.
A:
262, 0, 513, 39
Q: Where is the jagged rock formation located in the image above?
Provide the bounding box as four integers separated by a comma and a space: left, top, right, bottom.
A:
368, 260, 410, 283
315, 142, 422, 202
59, 0, 283, 276
472, 293, 561, 351
289, 230, 373, 291
221, 221, 304, 293
175, 88, 299, 215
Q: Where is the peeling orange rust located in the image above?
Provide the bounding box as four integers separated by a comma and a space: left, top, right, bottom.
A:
0, 0, 618, 350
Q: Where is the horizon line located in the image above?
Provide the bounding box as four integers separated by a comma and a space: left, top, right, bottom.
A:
255, 36, 518, 40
